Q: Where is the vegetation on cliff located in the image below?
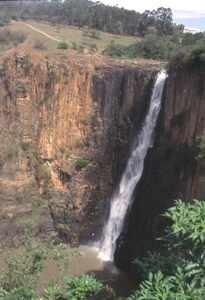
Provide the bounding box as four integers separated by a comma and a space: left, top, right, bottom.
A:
167, 45, 205, 70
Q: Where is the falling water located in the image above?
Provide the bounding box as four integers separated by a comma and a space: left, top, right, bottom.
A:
98, 70, 168, 261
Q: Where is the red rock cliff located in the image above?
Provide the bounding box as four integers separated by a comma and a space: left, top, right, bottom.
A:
0, 50, 157, 246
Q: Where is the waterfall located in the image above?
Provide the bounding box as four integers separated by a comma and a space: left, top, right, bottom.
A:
98, 70, 168, 261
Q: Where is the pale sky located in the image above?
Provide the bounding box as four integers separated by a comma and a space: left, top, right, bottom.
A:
99, 0, 205, 31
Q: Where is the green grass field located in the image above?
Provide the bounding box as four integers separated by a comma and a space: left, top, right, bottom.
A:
7, 20, 140, 54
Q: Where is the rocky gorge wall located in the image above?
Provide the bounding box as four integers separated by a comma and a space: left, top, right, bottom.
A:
115, 64, 205, 279
1, 49, 204, 281
0, 50, 158, 247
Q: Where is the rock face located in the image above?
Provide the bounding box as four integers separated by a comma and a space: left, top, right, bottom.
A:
0, 50, 158, 246
1, 50, 204, 278
114, 65, 205, 279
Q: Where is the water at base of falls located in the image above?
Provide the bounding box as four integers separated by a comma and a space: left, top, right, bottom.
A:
97, 70, 168, 261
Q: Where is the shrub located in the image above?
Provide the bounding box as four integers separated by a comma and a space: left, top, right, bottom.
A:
0, 30, 26, 47
64, 275, 103, 299
91, 30, 100, 39
168, 45, 205, 69
12, 32, 27, 46
59, 147, 65, 154
34, 39, 47, 50
0, 66, 5, 77
82, 117, 97, 126
78, 44, 85, 53
76, 157, 90, 169
72, 41, 78, 50
127, 199, 205, 299
22, 55, 33, 76
90, 43, 98, 52
57, 42, 68, 49
183, 46, 205, 68
83, 30, 101, 39
7, 144, 19, 160
20, 141, 30, 151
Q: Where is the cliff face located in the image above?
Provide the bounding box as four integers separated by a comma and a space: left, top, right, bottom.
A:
115, 66, 205, 278
0, 50, 157, 246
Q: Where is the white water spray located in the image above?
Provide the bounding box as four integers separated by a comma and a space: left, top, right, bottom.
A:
98, 70, 168, 261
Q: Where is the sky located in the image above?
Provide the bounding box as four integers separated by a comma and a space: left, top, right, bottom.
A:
99, 0, 205, 32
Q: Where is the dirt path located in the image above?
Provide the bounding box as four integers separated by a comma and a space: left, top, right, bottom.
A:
12, 20, 63, 42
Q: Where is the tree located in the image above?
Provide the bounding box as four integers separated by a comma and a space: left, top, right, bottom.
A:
138, 10, 155, 37
182, 32, 195, 46
153, 7, 174, 35
115, 20, 123, 37
127, 199, 205, 299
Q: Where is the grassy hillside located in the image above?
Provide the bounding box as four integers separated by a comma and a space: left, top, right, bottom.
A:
2, 20, 139, 55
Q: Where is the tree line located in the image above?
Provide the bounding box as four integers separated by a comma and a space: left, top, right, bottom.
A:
0, 0, 178, 37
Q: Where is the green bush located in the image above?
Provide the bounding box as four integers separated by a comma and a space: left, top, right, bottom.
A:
82, 117, 97, 126
7, 144, 19, 160
57, 42, 68, 49
90, 43, 98, 52
20, 141, 30, 151
183, 46, 205, 68
168, 45, 205, 69
0, 29, 27, 46
72, 41, 78, 50
127, 199, 205, 299
78, 44, 85, 53
83, 30, 101, 40
22, 56, 33, 76
34, 39, 47, 50
64, 275, 103, 299
76, 157, 90, 169
103, 40, 128, 57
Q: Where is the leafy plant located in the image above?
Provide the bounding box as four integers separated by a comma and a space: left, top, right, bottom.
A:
76, 157, 90, 169
44, 284, 62, 299
127, 200, 205, 300
64, 274, 103, 300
